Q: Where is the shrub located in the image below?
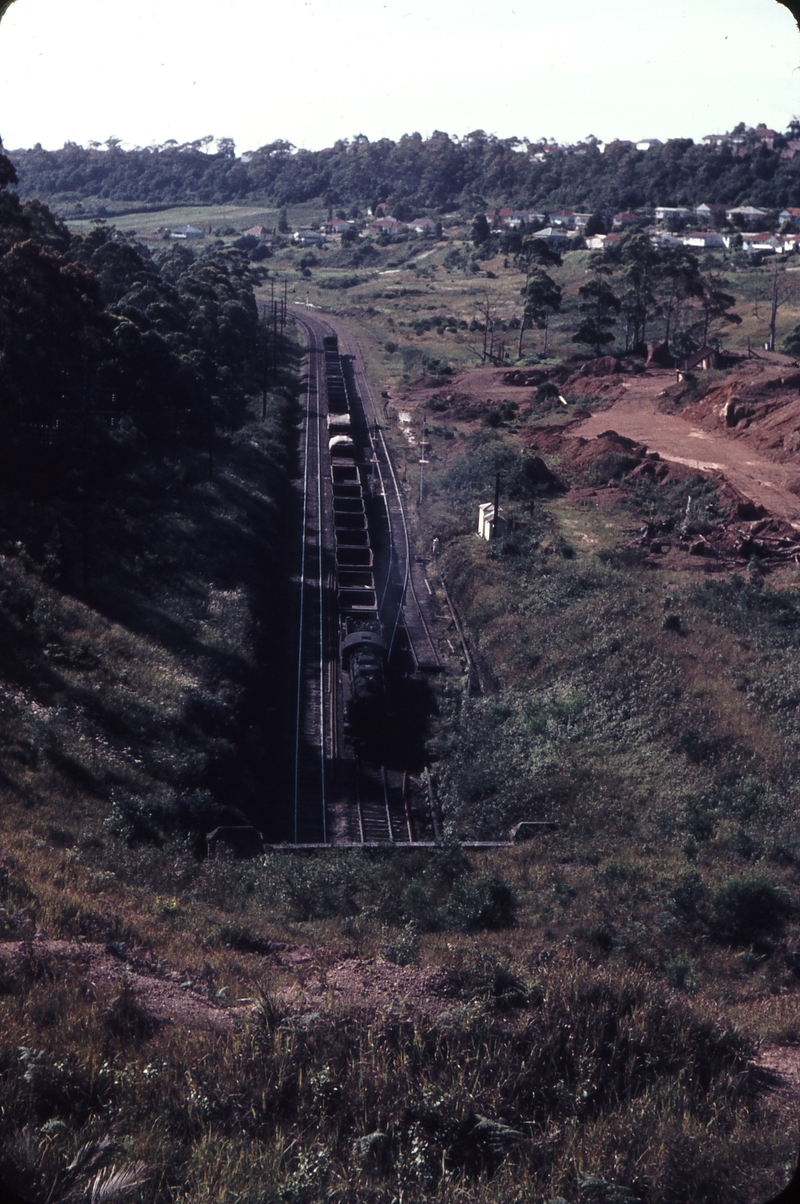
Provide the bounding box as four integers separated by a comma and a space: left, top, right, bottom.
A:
664, 954, 696, 991
103, 979, 159, 1043
317, 273, 364, 290
709, 874, 793, 944
382, 921, 421, 966
667, 869, 709, 922
588, 452, 640, 485
445, 875, 516, 931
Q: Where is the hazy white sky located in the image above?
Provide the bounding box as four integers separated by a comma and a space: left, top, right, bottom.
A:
1, 0, 799, 152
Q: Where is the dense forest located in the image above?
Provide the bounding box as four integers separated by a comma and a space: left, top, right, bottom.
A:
0, 149, 264, 460
0, 148, 298, 840
8, 129, 800, 215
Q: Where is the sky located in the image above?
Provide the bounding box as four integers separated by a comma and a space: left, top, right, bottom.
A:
0, 0, 799, 153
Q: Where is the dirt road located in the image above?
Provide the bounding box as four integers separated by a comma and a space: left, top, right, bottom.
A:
570, 369, 800, 528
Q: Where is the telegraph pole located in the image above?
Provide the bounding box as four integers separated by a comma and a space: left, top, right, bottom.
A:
492, 472, 501, 539
418, 421, 429, 505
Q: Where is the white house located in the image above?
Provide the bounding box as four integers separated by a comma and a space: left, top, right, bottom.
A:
530, 226, 571, 248
292, 228, 326, 246
725, 205, 769, 225
654, 206, 693, 224
586, 233, 621, 251
681, 232, 726, 249
408, 217, 438, 236
547, 209, 577, 229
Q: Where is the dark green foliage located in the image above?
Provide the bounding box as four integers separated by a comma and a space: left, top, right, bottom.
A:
445, 874, 517, 931
691, 574, 800, 650
782, 322, 800, 357
316, 272, 364, 289
667, 870, 710, 923
571, 278, 622, 355
11, 132, 800, 221
0, 152, 298, 843
708, 874, 793, 944
626, 470, 720, 529
471, 213, 490, 246
434, 431, 554, 529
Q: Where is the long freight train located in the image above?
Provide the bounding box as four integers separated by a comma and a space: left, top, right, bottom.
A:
323, 335, 388, 749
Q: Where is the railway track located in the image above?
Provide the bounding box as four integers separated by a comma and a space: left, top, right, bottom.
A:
288, 307, 441, 846
288, 316, 332, 843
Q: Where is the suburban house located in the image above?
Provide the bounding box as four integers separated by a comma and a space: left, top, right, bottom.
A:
585, 233, 622, 251
368, 217, 407, 238
408, 217, 438, 235
323, 219, 355, 235
292, 228, 326, 246
779, 208, 800, 229
573, 212, 595, 231
753, 125, 779, 150
654, 206, 693, 224
740, 232, 780, 257
244, 225, 269, 237
532, 226, 571, 248
597, 140, 635, 155
681, 231, 726, 249
612, 210, 641, 228
486, 207, 515, 225
695, 203, 728, 223
726, 205, 770, 226
547, 209, 577, 229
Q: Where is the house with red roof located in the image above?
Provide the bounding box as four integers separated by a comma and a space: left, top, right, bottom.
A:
547, 209, 576, 229
779, 208, 800, 229
612, 211, 641, 229
369, 217, 407, 238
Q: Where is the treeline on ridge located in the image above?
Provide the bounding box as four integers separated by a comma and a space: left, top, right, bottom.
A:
9, 130, 800, 215
0, 150, 265, 482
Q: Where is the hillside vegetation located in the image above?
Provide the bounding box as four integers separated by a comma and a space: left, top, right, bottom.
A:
9, 128, 800, 216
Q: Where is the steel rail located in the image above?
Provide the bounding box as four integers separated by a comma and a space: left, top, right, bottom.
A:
313, 335, 327, 842
292, 328, 314, 844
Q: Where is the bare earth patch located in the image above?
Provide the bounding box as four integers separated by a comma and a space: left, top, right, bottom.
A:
754, 1046, 800, 1099
0, 939, 460, 1030
0, 939, 240, 1032
277, 956, 459, 1015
